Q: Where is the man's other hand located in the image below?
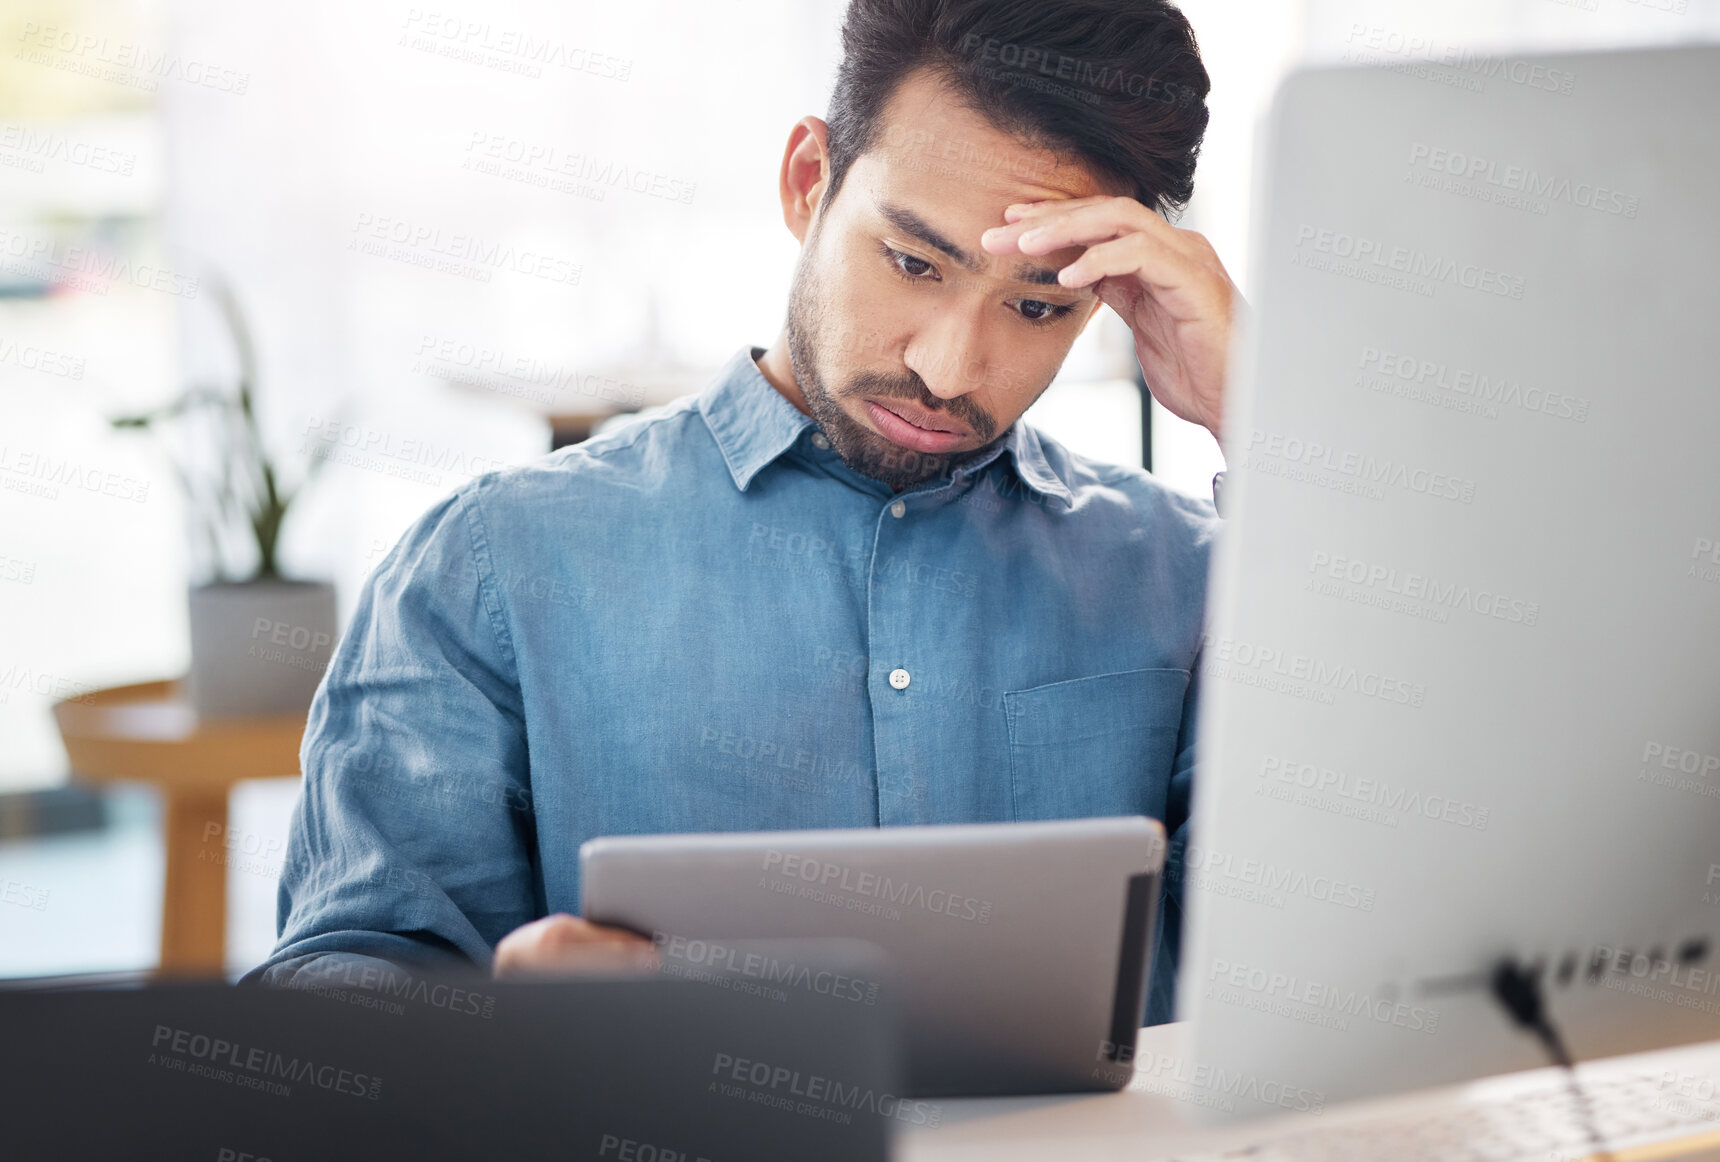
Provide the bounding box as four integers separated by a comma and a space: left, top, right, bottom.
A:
492, 913, 659, 978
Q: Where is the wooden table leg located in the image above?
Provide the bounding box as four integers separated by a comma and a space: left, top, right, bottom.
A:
160, 791, 229, 975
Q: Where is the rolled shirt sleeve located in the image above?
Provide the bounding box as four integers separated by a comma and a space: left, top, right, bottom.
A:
242, 483, 537, 987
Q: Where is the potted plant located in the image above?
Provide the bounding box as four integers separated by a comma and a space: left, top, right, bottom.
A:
112, 276, 336, 718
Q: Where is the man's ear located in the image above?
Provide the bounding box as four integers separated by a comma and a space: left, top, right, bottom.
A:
779, 116, 831, 244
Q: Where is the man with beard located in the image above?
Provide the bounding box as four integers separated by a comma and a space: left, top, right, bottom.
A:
249, 0, 1238, 1028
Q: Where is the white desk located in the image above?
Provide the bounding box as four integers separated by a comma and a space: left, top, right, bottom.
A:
900, 1024, 1720, 1161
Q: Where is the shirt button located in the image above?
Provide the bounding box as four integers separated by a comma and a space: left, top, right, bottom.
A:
888, 668, 911, 690
811, 431, 831, 450
890, 501, 906, 518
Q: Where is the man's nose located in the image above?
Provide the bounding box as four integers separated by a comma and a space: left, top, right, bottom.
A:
903, 308, 992, 401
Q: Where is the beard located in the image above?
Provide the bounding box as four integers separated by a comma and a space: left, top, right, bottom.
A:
783, 231, 1005, 492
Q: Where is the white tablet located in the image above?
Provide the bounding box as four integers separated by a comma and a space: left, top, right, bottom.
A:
580, 815, 1165, 1097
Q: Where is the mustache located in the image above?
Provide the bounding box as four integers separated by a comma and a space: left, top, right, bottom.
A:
837, 370, 998, 442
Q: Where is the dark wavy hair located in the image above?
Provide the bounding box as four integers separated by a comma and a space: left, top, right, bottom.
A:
824, 0, 1211, 218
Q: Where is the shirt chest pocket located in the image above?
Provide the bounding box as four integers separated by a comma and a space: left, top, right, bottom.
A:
1003, 668, 1191, 823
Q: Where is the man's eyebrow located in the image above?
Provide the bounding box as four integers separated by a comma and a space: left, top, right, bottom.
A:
878, 201, 1070, 290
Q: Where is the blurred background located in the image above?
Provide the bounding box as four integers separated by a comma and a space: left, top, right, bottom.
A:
1, 0, 1714, 979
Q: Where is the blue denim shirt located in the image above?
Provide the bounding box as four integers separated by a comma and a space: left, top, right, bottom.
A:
246, 346, 1218, 1025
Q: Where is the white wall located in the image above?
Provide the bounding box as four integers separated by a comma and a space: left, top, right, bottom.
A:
1, 0, 1715, 788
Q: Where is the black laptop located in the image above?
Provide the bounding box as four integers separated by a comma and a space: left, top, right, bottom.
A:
0, 940, 905, 1161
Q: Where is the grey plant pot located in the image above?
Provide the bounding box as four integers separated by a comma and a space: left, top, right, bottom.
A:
186, 579, 339, 718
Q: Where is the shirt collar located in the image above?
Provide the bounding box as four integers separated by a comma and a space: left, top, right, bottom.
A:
996, 420, 1075, 510
697, 345, 1074, 510
698, 347, 817, 492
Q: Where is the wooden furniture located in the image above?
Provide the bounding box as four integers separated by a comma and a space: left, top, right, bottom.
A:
52, 678, 304, 975
548, 409, 618, 450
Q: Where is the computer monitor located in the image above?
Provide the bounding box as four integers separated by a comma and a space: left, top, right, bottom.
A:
1182, 43, 1720, 1119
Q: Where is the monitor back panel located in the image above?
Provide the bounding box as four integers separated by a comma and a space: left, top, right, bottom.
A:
1184, 44, 1720, 1118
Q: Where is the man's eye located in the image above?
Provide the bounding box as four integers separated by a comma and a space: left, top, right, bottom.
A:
1014, 299, 1074, 324
884, 246, 937, 279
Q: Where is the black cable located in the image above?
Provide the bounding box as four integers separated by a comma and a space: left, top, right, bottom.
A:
1133, 358, 1154, 473
1490, 958, 1616, 1162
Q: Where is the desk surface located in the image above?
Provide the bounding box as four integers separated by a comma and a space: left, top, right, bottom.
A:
899, 1023, 1720, 1161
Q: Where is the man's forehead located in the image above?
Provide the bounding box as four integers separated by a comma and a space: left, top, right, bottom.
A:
868, 66, 1108, 199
